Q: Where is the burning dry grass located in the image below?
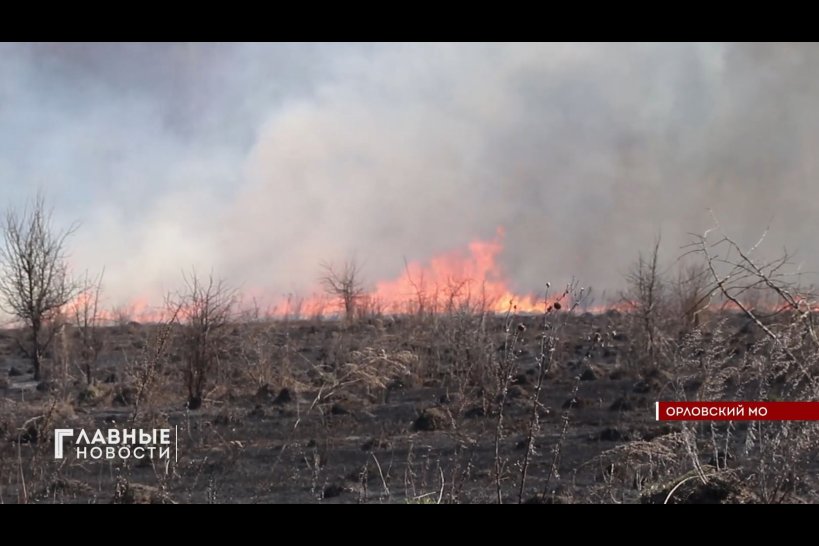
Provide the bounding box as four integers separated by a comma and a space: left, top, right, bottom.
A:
3, 222, 819, 503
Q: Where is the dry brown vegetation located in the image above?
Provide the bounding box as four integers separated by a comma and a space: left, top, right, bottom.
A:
1, 201, 818, 503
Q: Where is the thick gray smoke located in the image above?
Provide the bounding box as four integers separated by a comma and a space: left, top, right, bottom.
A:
0, 43, 817, 310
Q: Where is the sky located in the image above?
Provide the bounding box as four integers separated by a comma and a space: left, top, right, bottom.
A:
0, 42, 817, 312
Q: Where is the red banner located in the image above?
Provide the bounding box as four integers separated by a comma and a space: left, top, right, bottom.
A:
656, 401, 819, 421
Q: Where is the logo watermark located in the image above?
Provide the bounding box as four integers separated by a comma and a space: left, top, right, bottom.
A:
54, 427, 178, 461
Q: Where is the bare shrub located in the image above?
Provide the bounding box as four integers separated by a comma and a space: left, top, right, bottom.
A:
675, 223, 819, 502
69, 270, 105, 385
237, 321, 280, 389
174, 270, 237, 409
127, 307, 180, 423
320, 258, 365, 323
623, 236, 669, 365
110, 304, 134, 327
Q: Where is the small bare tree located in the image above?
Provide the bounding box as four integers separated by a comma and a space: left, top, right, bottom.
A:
320, 258, 365, 322
623, 236, 667, 363
71, 269, 105, 385
176, 270, 237, 409
0, 194, 78, 380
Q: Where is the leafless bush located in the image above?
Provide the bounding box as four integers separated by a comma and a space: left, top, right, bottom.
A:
623, 236, 668, 365
403, 259, 437, 318
174, 270, 237, 409
128, 306, 181, 424
320, 258, 365, 323
674, 223, 819, 502
438, 314, 494, 406
69, 270, 105, 385
237, 322, 280, 388
110, 304, 134, 327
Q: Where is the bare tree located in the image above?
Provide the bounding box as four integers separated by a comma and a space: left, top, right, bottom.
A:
175, 270, 237, 409
320, 258, 365, 322
623, 236, 667, 362
0, 194, 78, 380
71, 269, 105, 385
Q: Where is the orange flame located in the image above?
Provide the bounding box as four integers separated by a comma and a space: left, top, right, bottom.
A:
69, 226, 819, 324
367, 226, 544, 315
276, 227, 553, 318
83, 227, 594, 323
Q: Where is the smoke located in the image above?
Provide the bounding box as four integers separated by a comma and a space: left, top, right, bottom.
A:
1, 43, 817, 310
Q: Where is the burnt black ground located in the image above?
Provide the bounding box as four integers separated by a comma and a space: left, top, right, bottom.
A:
0, 311, 808, 503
